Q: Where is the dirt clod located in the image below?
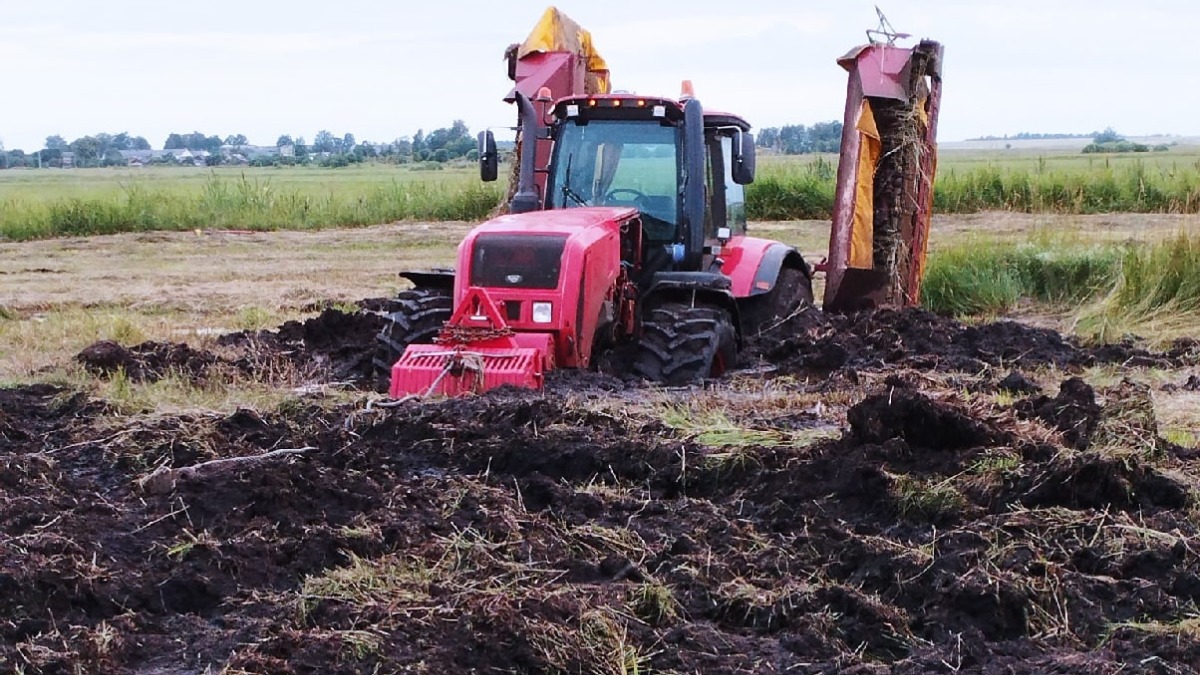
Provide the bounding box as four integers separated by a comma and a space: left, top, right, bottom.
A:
77, 339, 217, 382
998, 370, 1040, 394
1016, 377, 1102, 450
849, 389, 1001, 450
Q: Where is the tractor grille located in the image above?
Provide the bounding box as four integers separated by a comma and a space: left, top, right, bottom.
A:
469, 234, 567, 290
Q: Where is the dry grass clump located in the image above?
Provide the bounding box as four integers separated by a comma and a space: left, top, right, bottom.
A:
890, 474, 968, 523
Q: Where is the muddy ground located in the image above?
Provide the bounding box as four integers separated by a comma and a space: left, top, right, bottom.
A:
5, 306, 1200, 674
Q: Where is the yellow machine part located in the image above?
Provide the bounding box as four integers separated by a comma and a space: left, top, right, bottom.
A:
848, 99, 881, 269
518, 6, 611, 94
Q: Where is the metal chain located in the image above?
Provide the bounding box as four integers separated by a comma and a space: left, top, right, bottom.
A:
435, 323, 514, 344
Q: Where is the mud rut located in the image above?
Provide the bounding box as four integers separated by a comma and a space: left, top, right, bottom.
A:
5, 305, 1200, 674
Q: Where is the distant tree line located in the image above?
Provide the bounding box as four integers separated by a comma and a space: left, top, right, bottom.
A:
0, 118, 495, 169
2, 132, 153, 168
1081, 128, 1170, 154
162, 132, 252, 152
968, 132, 1096, 141
756, 122, 844, 154
245, 120, 483, 168
29, 118, 1150, 169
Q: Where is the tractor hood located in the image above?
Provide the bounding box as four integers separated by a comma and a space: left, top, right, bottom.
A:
454, 206, 638, 302
470, 206, 638, 237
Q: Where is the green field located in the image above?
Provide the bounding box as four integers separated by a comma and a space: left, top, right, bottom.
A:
3, 146, 1200, 241
755, 147, 1200, 218
0, 164, 500, 240
0, 164, 480, 203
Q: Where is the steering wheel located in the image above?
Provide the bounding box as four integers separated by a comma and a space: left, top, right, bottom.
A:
603, 188, 647, 204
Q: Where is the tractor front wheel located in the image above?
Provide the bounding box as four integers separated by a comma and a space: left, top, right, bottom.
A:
633, 303, 737, 385
372, 287, 454, 386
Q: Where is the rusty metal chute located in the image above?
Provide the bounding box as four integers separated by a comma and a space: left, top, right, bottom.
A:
511, 6, 610, 99
499, 7, 611, 212
824, 37, 944, 311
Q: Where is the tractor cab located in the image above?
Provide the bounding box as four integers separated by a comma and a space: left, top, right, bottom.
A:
481, 92, 758, 284
542, 96, 685, 244
542, 94, 756, 274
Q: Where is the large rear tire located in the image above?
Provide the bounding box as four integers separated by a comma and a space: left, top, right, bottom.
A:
372, 288, 454, 383
634, 303, 737, 385
743, 266, 815, 336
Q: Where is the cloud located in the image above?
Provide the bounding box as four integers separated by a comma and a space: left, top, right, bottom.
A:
592, 11, 833, 53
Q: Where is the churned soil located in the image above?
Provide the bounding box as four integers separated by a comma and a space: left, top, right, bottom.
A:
76, 305, 387, 388
4, 377, 1200, 671
74, 304, 1197, 397
9, 305, 1197, 672
748, 306, 1198, 375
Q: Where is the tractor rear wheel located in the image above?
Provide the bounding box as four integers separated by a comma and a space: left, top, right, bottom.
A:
372, 287, 453, 384
634, 303, 737, 384
744, 266, 815, 335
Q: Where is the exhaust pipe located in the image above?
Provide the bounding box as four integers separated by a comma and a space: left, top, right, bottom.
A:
681, 98, 706, 268
510, 91, 540, 214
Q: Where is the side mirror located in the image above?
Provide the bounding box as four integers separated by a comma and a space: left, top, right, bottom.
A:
478, 130, 498, 182
731, 131, 756, 185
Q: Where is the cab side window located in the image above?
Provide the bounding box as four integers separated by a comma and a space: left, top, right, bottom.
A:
704, 134, 747, 239
704, 135, 724, 238
721, 136, 746, 235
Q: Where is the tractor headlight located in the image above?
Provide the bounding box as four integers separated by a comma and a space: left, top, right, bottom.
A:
532, 302, 553, 324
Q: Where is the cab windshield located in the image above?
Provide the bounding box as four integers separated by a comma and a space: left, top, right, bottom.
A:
548, 119, 679, 241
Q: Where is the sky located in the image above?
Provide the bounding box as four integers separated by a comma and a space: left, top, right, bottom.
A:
0, 0, 1196, 151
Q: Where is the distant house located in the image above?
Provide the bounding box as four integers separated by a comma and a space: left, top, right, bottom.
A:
117, 145, 283, 167
119, 150, 157, 165
61, 151, 75, 168
220, 144, 281, 163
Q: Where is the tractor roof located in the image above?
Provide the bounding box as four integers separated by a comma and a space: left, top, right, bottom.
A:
702, 111, 751, 131
552, 94, 751, 130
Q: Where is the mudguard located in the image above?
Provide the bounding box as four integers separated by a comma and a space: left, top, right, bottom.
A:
747, 244, 811, 297
642, 271, 741, 337
399, 269, 455, 291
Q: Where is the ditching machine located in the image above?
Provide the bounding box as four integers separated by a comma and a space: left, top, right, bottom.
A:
375, 7, 943, 397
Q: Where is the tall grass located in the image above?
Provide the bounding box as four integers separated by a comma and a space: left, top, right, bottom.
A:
923, 233, 1200, 344
3, 156, 1200, 240
1, 173, 502, 240
747, 156, 1200, 220
933, 160, 1200, 214
1077, 235, 1200, 342
746, 157, 836, 220
921, 238, 1122, 315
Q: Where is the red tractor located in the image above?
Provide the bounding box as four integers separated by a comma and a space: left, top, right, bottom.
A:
375, 89, 812, 395
375, 8, 942, 397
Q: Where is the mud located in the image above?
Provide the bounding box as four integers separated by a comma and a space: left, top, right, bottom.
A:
4, 364, 1200, 673
218, 306, 385, 383
750, 306, 1195, 376
13, 304, 1200, 672
76, 307, 387, 390
77, 340, 219, 382
77, 303, 1190, 395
